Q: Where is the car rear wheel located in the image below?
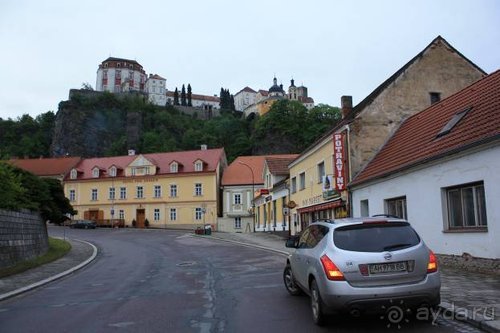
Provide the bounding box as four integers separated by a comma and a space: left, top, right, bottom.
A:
310, 279, 325, 326
283, 265, 302, 296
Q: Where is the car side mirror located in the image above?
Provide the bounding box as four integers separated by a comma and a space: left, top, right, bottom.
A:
285, 236, 299, 248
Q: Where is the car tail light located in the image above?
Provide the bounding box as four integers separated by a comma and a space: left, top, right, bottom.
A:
320, 254, 345, 281
427, 250, 438, 273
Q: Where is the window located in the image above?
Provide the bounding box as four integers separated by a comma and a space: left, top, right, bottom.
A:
195, 207, 203, 220
291, 177, 297, 194
170, 184, 178, 197
445, 182, 487, 229
430, 92, 441, 105
299, 172, 306, 190
360, 199, 369, 217
317, 162, 325, 183
109, 187, 115, 200
170, 208, 177, 221
154, 185, 162, 198
234, 193, 241, 205
69, 189, 76, 202
119, 210, 124, 219
298, 226, 329, 249
154, 209, 160, 221
137, 186, 144, 199
437, 107, 472, 138
92, 168, 100, 178
70, 169, 77, 180
195, 161, 203, 172
195, 183, 202, 196
109, 167, 117, 177
386, 196, 407, 220
235, 217, 242, 229
120, 187, 126, 199
91, 189, 98, 201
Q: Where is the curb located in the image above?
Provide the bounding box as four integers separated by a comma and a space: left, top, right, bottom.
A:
191, 234, 290, 257
0, 239, 98, 302
438, 301, 500, 333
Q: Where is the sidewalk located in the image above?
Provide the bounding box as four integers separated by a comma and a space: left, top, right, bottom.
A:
205, 231, 500, 333
0, 231, 498, 333
0, 238, 97, 301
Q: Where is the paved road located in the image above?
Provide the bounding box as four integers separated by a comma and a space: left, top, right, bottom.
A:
0, 228, 482, 332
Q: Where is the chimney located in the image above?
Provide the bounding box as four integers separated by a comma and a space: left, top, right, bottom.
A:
341, 96, 353, 119
200, 144, 207, 151
128, 149, 136, 156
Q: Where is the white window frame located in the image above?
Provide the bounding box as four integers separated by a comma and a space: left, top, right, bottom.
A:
233, 193, 242, 205
120, 187, 126, 200
69, 189, 76, 202
92, 168, 100, 178
195, 207, 203, 220
136, 186, 144, 199
170, 184, 178, 197
444, 182, 487, 230
109, 187, 115, 200
91, 189, 98, 201
170, 208, 177, 221
109, 166, 117, 177
119, 210, 124, 219
154, 185, 162, 198
70, 169, 77, 180
385, 196, 407, 220
194, 183, 203, 196
195, 161, 203, 172
235, 217, 242, 229
170, 162, 178, 173
154, 208, 160, 221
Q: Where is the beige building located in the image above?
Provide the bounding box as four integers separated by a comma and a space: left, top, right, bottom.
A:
64, 148, 226, 229
289, 35, 486, 234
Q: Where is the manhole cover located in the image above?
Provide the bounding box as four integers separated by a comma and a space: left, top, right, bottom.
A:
177, 261, 196, 267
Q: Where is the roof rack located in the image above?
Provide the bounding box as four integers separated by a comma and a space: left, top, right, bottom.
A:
371, 214, 400, 219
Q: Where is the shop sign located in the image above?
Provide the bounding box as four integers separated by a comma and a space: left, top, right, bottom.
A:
333, 133, 347, 191
323, 189, 340, 200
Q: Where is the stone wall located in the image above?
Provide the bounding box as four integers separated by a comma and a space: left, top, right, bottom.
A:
437, 253, 500, 275
0, 209, 49, 269
349, 38, 485, 178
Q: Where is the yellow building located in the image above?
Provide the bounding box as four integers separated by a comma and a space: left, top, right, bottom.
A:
64, 148, 226, 229
254, 155, 298, 232
288, 133, 347, 235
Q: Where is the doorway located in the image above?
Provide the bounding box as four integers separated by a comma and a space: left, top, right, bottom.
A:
136, 209, 145, 228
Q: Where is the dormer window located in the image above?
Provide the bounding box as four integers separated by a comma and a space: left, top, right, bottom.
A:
170, 162, 178, 173
195, 161, 203, 172
92, 168, 100, 178
70, 169, 77, 180
109, 166, 117, 177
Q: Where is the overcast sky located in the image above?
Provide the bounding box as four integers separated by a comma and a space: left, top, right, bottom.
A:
0, 0, 499, 119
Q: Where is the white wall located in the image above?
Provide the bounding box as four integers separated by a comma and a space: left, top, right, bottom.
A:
351, 145, 500, 259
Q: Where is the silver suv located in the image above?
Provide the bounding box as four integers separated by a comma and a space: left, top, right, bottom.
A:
283, 218, 440, 325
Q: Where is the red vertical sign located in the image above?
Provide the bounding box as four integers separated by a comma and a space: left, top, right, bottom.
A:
333, 133, 346, 191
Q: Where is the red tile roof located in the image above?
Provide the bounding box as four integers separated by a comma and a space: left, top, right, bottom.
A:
8, 157, 81, 177
350, 70, 500, 187
222, 154, 298, 186
66, 148, 225, 180
265, 156, 299, 176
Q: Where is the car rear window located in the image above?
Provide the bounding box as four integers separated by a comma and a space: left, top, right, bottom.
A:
333, 222, 420, 252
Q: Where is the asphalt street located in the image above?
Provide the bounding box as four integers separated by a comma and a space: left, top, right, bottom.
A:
0, 228, 490, 333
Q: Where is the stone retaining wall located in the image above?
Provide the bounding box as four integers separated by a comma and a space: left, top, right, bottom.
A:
0, 209, 48, 269
437, 253, 500, 275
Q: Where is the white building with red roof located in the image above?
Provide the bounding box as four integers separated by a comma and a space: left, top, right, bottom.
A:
96, 57, 147, 93
65, 147, 227, 229
145, 74, 167, 106
350, 70, 500, 259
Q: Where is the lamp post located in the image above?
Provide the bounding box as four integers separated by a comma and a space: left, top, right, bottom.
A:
238, 161, 255, 232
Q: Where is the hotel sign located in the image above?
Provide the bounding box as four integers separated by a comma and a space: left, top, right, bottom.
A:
333, 133, 347, 191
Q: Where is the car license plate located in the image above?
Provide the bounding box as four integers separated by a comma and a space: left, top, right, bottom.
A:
369, 262, 407, 274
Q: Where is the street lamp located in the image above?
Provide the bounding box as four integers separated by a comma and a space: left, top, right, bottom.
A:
238, 161, 255, 232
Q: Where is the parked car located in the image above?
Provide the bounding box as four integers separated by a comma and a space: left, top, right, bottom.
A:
283, 218, 440, 325
69, 220, 97, 229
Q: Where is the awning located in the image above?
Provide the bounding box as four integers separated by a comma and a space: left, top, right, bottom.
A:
297, 199, 344, 214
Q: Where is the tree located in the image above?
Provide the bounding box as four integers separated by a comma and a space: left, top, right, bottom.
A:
187, 84, 192, 107
81, 82, 94, 90
174, 88, 179, 105
181, 85, 187, 106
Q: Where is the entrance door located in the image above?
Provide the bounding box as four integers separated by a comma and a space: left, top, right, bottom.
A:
88, 210, 100, 221
136, 209, 145, 228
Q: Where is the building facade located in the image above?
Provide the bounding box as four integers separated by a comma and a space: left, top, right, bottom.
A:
64, 148, 226, 229
234, 87, 257, 112
96, 57, 147, 93
350, 71, 500, 259
145, 74, 167, 106
288, 36, 486, 235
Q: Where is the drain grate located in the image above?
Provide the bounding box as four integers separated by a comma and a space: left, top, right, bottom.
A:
177, 261, 196, 267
